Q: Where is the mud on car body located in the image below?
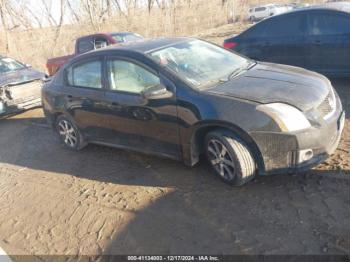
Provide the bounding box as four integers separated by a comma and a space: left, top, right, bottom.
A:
0, 56, 45, 116
42, 38, 344, 186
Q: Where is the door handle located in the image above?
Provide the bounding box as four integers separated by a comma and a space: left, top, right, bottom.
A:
313, 40, 322, 45
67, 95, 73, 98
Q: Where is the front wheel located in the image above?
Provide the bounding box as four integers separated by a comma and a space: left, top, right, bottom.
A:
205, 130, 256, 186
55, 115, 86, 151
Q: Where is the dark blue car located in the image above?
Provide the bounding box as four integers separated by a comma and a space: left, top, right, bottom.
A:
224, 2, 350, 77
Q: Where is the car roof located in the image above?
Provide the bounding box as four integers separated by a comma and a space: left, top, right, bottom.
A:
108, 32, 139, 36
291, 2, 350, 13
255, 2, 350, 23
251, 3, 282, 8
93, 37, 193, 54
76, 32, 134, 40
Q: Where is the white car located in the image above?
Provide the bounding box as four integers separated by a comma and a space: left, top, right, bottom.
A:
248, 4, 290, 22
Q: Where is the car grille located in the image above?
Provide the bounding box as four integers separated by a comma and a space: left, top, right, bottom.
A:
317, 90, 336, 119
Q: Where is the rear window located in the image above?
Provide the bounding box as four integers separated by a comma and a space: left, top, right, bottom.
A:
77, 38, 94, 54
255, 7, 266, 12
308, 12, 350, 35
243, 22, 268, 37
94, 38, 108, 49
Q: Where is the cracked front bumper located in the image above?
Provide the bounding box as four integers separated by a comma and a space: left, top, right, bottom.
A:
0, 97, 42, 116
250, 108, 345, 175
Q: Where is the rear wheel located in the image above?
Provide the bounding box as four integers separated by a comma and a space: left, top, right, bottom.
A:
205, 130, 256, 186
55, 115, 86, 151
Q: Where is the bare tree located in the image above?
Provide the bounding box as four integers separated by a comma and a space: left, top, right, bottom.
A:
51, 0, 66, 56
0, 0, 10, 53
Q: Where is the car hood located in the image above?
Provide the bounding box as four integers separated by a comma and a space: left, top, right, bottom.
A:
206, 62, 331, 112
0, 68, 45, 87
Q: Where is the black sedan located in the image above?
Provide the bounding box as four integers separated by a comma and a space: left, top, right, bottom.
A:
0, 56, 45, 116
224, 2, 350, 77
42, 38, 344, 186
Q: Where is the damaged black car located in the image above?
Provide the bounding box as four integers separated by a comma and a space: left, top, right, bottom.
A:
0, 56, 45, 116
42, 38, 345, 186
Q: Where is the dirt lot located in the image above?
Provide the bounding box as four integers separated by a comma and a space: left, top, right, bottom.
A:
0, 27, 350, 255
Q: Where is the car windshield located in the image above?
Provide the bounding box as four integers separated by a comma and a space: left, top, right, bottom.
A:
150, 40, 251, 88
112, 33, 142, 43
0, 57, 26, 73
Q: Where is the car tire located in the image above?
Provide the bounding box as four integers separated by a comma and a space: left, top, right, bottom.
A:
55, 115, 86, 151
205, 130, 256, 186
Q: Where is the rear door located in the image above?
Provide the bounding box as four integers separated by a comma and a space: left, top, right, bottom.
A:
62, 56, 110, 140
239, 13, 307, 67
305, 10, 350, 75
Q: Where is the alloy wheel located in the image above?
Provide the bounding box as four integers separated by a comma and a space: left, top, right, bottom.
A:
207, 139, 236, 181
58, 119, 78, 148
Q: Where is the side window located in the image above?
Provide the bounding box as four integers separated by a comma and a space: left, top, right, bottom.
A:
94, 37, 108, 49
263, 14, 305, 37
77, 38, 94, 54
67, 60, 102, 89
107, 60, 160, 94
308, 12, 350, 35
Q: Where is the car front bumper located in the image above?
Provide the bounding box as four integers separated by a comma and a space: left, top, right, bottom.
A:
0, 97, 42, 116
250, 107, 345, 175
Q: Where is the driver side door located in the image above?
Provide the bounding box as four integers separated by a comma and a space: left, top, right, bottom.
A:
103, 57, 181, 159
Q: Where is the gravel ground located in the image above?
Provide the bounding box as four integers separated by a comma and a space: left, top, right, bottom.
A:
0, 31, 349, 255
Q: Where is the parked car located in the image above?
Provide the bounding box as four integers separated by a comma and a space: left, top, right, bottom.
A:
224, 2, 350, 77
46, 32, 143, 76
0, 56, 45, 116
288, 2, 310, 9
248, 4, 289, 22
42, 38, 344, 186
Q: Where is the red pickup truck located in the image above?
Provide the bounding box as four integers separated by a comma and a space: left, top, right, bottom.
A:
46, 32, 143, 76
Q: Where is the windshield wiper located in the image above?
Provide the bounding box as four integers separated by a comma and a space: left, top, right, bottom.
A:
223, 61, 257, 82
227, 67, 244, 80
218, 67, 243, 83
200, 61, 257, 88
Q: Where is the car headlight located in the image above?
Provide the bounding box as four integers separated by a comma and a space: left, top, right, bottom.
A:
256, 103, 311, 132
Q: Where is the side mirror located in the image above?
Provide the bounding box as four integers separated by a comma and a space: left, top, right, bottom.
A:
43, 74, 52, 82
142, 84, 173, 100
